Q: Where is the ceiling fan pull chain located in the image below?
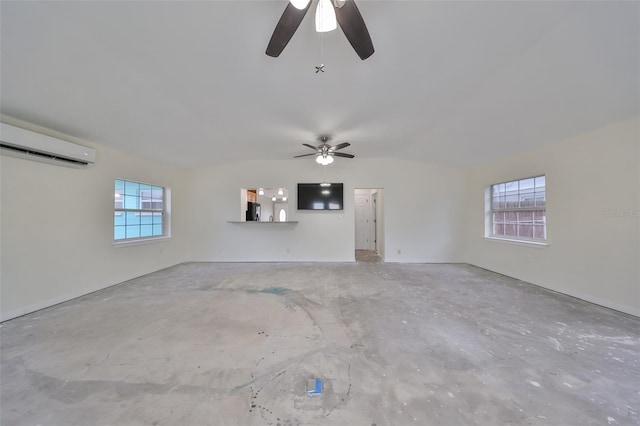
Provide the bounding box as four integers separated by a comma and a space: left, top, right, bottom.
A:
316, 31, 326, 73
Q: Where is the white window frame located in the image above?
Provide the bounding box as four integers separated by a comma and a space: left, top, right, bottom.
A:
114, 179, 170, 243
487, 175, 546, 244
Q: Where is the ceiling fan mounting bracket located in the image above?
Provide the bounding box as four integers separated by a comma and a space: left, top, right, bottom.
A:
319, 135, 331, 143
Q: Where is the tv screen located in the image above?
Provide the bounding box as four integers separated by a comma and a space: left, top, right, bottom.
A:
297, 183, 344, 210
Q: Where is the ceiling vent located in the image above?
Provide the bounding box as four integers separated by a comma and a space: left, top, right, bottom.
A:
0, 122, 96, 168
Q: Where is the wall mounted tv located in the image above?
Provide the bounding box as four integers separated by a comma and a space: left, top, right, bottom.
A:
297, 183, 344, 210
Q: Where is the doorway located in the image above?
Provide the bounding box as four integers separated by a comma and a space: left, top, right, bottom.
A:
273, 202, 288, 222
354, 188, 384, 261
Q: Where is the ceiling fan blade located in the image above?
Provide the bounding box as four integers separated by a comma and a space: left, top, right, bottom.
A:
333, 152, 355, 158
329, 142, 350, 151
266, 2, 312, 57
294, 153, 318, 158
335, 0, 374, 60
302, 143, 320, 151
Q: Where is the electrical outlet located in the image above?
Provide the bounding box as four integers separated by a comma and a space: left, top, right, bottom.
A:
286, 248, 290, 253
397, 249, 401, 255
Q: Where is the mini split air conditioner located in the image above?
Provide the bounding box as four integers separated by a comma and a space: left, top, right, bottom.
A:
0, 122, 96, 168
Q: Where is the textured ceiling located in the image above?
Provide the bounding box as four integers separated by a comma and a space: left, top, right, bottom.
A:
1, 0, 638, 169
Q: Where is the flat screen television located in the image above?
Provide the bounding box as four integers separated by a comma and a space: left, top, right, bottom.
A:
297, 183, 344, 210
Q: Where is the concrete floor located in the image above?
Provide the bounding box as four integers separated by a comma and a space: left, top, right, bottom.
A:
1, 262, 639, 426
355, 250, 382, 263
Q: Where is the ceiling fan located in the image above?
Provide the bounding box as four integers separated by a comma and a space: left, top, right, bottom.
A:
294, 136, 355, 165
266, 0, 374, 60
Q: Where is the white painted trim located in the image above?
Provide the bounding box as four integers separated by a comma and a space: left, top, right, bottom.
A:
0, 263, 184, 322
1, 281, 119, 322
112, 236, 172, 247
3, 261, 635, 321
483, 237, 549, 248
535, 282, 640, 318
554, 288, 640, 318
471, 264, 640, 318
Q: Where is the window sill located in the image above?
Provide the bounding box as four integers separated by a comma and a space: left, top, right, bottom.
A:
484, 236, 549, 248
227, 221, 298, 224
113, 236, 171, 247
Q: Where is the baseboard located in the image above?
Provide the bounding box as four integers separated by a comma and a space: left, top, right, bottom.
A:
2, 282, 115, 322
3, 262, 637, 321
1, 263, 185, 322
468, 264, 640, 318
537, 285, 640, 318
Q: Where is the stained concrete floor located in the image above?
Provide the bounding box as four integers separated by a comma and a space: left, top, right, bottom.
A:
1, 262, 639, 426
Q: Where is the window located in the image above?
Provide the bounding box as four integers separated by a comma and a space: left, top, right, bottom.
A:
490, 175, 546, 241
114, 179, 166, 241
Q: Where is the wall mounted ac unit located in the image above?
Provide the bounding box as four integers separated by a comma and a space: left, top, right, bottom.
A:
0, 122, 96, 168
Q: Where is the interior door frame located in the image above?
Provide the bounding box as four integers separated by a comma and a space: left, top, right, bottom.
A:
354, 191, 371, 250
372, 191, 378, 251
354, 188, 384, 257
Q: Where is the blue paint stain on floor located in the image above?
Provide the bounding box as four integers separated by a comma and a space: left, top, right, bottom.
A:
258, 287, 290, 295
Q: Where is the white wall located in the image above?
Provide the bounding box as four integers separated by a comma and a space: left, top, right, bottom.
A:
463, 118, 640, 316
0, 119, 190, 321
187, 158, 466, 263
3, 117, 637, 320
256, 194, 273, 222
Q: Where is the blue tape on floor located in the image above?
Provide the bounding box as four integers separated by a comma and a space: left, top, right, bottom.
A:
306, 379, 322, 395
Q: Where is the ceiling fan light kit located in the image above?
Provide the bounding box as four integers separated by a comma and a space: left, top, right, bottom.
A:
294, 135, 355, 165
267, 0, 374, 60
316, 155, 334, 165
290, 0, 311, 10
315, 0, 337, 33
